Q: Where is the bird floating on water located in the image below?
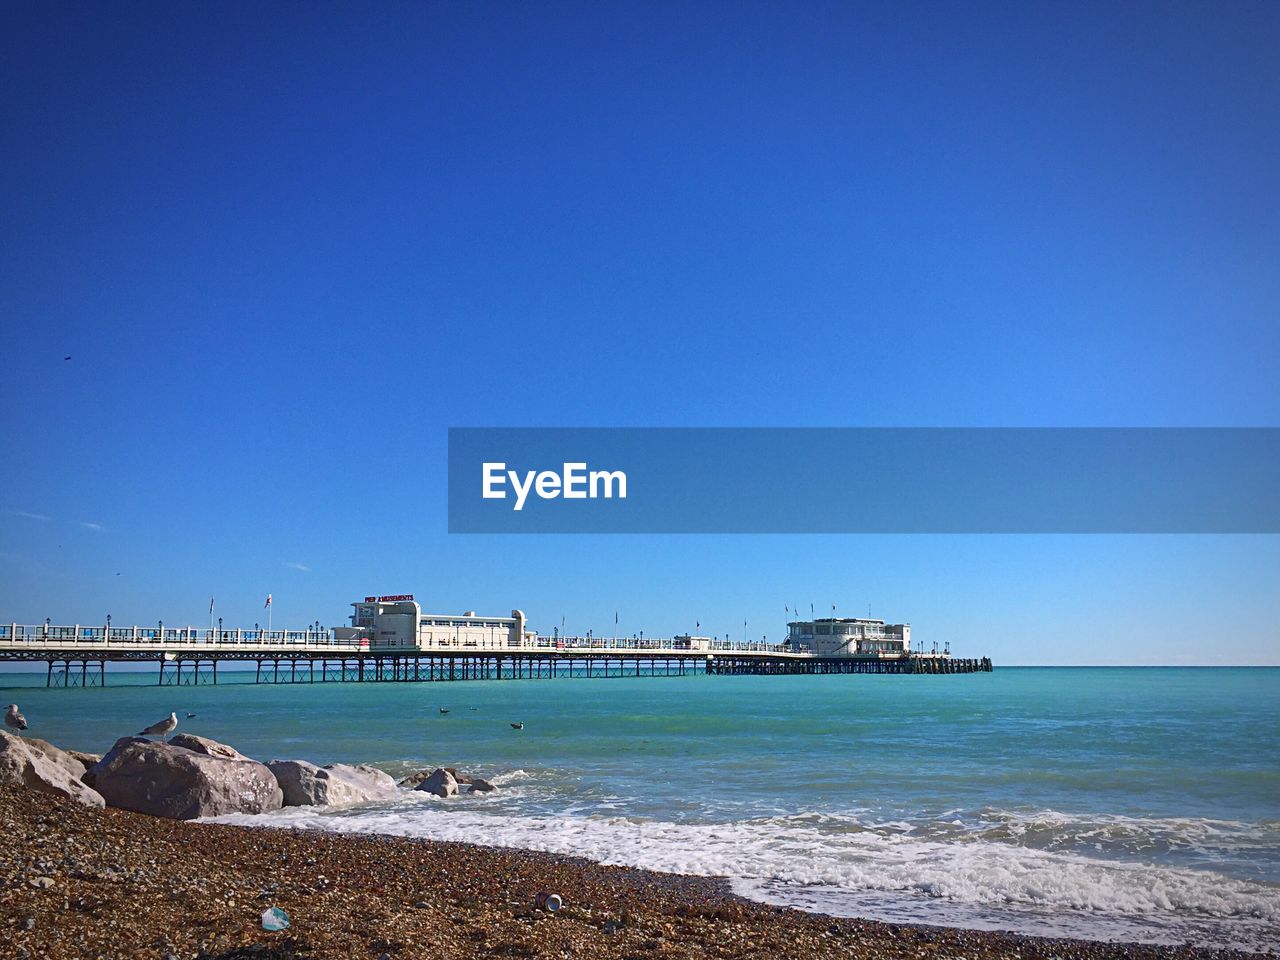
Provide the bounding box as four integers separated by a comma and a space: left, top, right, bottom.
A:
185, 712, 197, 719
5, 704, 28, 733
439, 707, 450, 715
138, 712, 178, 741
468, 706, 479, 711
510, 722, 524, 730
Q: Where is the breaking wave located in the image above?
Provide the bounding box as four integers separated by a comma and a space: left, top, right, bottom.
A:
212, 794, 1280, 951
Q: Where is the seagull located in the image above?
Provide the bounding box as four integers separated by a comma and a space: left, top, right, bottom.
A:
5, 704, 28, 733
510, 722, 524, 730
439, 707, 450, 715
138, 712, 178, 741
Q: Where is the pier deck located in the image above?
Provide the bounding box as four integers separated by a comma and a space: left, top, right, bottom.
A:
0, 624, 992, 686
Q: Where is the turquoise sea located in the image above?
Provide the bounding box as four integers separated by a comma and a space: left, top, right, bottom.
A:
4, 666, 1278, 950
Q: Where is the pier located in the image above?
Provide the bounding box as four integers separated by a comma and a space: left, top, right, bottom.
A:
0, 623, 992, 687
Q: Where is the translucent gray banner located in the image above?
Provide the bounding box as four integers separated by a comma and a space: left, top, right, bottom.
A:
447, 428, 1280, 533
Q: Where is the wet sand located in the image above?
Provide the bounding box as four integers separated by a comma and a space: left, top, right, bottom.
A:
0, 789, 1269, 960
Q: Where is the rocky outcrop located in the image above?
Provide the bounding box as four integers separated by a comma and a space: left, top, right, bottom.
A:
167, 733, 250, 761
401, 767, 495, 796
68, 750, 101, 772
88, 736, 282, 820
337, 763, 399, 799
0, 731, 105, 808
82, 736, 149, 789
412, 767, 458, 798
268, 760, 321, 805
268, 760, 399, 807
22, 737, 95, 782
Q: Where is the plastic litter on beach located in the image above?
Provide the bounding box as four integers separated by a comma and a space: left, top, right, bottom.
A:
534, 891, 563, 912
260, 906, 291, 931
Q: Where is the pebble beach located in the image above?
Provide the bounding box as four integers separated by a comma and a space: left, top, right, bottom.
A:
2, 789, 1273, 960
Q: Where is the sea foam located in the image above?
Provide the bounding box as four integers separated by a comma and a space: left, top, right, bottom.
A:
211, 797, 1280, 950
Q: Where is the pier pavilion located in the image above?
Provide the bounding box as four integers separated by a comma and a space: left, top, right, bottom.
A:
786, 617, 911, 656
340, 596, 529, 651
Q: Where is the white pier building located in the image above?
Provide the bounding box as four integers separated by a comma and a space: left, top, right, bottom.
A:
338, 595, 530, 650
785, 617, 911, 657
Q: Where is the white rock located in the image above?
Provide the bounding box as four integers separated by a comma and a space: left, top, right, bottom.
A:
0, 731, 105, 809
22, 737, 95, 781
268, 760, 399, 807
412, 767, 458, 798
167, 733, 251, 761
89, 736, 282, 820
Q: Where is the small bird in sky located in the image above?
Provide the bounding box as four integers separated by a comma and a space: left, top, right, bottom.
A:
138, 711, 178, 741
5, 704, 28, 733
64, 356, 71, 361
510, 722, 524, 730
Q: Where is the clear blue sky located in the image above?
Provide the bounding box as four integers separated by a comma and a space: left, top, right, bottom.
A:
2, 2, 1277, 664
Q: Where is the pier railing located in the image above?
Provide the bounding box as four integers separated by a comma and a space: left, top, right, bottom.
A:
0, 623, 950, 660
0, 624, 355, 650
516, 636, 790, 654
0, 623, 802, 656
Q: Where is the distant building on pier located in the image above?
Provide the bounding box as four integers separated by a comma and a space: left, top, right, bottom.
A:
785, 617, 910, 657
337, 595, 530, 651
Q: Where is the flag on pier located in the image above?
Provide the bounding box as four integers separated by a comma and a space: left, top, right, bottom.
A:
264, 594, 272, 608
209, 595, 214, 615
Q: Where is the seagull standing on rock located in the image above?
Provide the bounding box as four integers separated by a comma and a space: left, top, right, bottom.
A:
138, 712, 178, 741
5, 704, 28, 733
